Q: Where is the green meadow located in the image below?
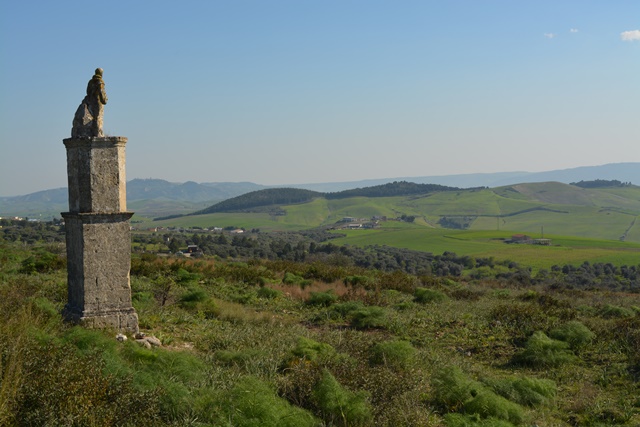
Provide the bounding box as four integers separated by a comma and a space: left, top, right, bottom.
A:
142, 182, 640, 268
331, 226, 640, 270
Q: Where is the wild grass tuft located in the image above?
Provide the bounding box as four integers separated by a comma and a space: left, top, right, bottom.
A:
513, 331, 576, 368
291, 336, 336, 362
369, 339, 416, 370
307, 290, 339, 306
483, 376, 556, 407
432, 366, 525, 424
221, 376, 319, 427
313, 369, 373, 426
549, 320, 595, 351
414, 287, 448, 304
350, 306, 388, 329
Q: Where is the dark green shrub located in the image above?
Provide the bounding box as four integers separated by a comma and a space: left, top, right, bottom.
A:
550, 321, 595, 351
369, 340, 416, 370
484, 376, 556, 407
518, 290, 539, 301
432, 366, 525, 424
331, 301, 364, 317
513, 331, 576, 368
18, 251, 66, 274
221, 376, 318, 427
463, 390, 524, 424
343, 275, 373, 289
307, 290, 338, 306
257, 286, 282, 299
292, 337, 336, 362
198, 298, 220, 319
600, 304, 635, 319
313, 369, 372, 426
350, 306, 387, 329
179, 287, 208, 308
414, 287, 448, 304
432, 366, 483, 412
283, 271, 306, 285
175, 267, 201, 283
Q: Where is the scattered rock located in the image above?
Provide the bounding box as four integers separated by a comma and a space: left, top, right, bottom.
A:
116, 333, 128, 342
134, 333, 162, 348
145, 336, 162, 347
136, 339, 152, 349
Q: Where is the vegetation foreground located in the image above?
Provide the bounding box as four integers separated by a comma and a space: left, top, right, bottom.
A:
1, 231, 640, 425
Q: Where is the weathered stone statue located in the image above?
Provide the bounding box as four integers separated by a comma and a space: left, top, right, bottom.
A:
62, 68, 138, 333
72, 68, 108, 138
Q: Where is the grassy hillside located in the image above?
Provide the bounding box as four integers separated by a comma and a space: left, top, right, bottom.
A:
331, 227, 640, 270
2, 240, 639, 426
151, 182, 640, 244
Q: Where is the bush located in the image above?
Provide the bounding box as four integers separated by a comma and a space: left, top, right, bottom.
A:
549, 321, 595, 351
178, 287, 208, 308
484, 376, 556, 407
198, 298, 220, 319
432, 366, 483, 412
18, 251, 66, 274
307, 290, 338, 307
257, 286, 282, 299
292, 337, 336, 362
600, 304, 635, 319
369, 340, 416, 370
350, 306, 387, 329
331, 301, 364, 318
432, 366, 525, 424
513, 331, 576, 368
283, 272, 311, 287
414, 287, 448, 304
221, 376, 318, 427
463, 390, 524, 424
313, 370, 372, 426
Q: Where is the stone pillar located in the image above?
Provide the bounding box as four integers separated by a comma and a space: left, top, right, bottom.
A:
62, 137, 138, 332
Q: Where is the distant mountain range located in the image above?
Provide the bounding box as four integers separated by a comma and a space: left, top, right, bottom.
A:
291, 162, 640, 192
1, 163, 639, 220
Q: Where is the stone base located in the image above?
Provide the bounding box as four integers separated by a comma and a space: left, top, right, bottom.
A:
63, 137, 128, 213
64, 305, 139, 333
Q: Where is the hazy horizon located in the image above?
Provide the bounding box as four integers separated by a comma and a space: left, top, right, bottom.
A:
1, 1, 639, 197
3, 161, 640, 198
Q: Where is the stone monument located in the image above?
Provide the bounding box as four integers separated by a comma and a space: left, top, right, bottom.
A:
62, 68, 139, 333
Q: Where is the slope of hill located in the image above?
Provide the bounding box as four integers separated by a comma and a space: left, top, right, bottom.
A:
195, 188, 323, 214
191, 182, 461, 216
152, 182, 640, 243
3, 162, 639, 220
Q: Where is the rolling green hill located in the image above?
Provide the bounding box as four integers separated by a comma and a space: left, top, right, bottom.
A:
152, 181, 640, 245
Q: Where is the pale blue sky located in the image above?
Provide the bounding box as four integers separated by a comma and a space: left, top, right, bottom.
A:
1, 1, 638, 196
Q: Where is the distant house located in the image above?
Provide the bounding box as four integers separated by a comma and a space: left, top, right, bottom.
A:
532, 238, 552, 245
511, 234, 531, 243
340, 217, 357, 223
186, 245, 199, 253
230, 229, 244, 234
